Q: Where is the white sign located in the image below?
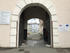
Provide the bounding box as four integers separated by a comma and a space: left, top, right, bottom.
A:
0, 11, 11, 24
58, 24, 64, 32
59, 24, 70, 32
65, 24, 69, 31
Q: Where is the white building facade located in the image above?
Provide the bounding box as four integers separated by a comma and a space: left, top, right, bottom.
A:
0, 0, 70, 48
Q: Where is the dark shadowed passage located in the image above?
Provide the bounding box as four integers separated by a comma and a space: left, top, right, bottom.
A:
19, 5, 51, 47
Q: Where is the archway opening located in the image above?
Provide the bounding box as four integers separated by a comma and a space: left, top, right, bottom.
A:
27, 18, 42, 40
19, 5, 52, 47
27, 18, 45, 47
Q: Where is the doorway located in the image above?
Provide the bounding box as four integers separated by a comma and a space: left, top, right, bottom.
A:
19, 6, 52, 47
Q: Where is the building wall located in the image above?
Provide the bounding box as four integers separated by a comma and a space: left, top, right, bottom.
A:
0, 0, 17, 47
28, 23, 39, 34
53, 0, 70, 48
0, 0, 70, 48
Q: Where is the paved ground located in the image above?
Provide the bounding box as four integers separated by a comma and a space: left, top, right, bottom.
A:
0, 34, 70, 53
0, 47, 70, 53
26, 40, 46, 47
28, 33, 42, 40
0, 40, 70, 53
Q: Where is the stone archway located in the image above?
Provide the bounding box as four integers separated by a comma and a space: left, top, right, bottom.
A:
10, 0, 58, 48
19, 5, 51, 46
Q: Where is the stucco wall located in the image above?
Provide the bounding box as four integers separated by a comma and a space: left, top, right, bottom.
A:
53, 0, 70, 48
0, 0, 17, 47
0, 0, 70, 48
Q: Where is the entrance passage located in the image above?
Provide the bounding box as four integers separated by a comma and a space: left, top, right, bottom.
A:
27, 18, 45, 47
19, 6, 51, 47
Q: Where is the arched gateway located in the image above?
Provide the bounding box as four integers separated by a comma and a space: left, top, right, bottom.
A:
10, 0, 58, 48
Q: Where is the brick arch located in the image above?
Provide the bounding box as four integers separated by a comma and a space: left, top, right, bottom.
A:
10, 0, 58, 48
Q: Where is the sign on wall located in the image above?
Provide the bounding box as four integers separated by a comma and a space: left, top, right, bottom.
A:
0, 11, 11, 24
58, 24, 70, 32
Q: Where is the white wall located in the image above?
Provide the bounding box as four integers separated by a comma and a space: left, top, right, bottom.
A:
53, 0, 70, 48
0, 0, 70, 48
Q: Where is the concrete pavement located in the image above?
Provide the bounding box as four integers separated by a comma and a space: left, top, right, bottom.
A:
0, 47, 70, 53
